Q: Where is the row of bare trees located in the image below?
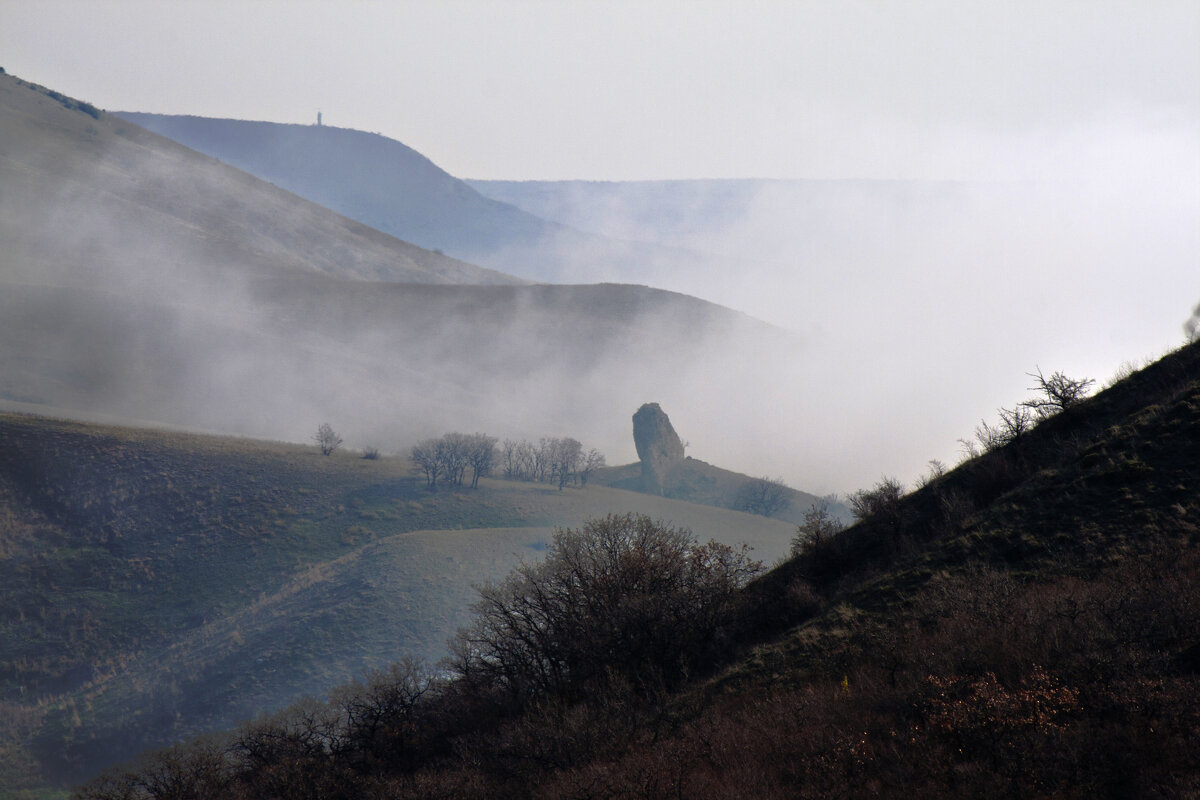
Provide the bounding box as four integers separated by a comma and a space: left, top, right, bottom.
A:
500, 436, 605, 490
410, 432, 498, 489
410, 433, 606, 491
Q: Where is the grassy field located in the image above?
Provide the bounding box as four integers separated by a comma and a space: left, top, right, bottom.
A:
0, 411, 794, 793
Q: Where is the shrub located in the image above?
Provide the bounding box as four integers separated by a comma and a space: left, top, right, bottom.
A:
847, 476, 904, 523
790, 501, 844, 557
450, 513, 761, 702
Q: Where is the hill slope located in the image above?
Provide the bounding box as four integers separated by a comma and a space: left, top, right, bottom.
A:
1, 73, 806, 474
0, 411, 797, 792
73, 341, 1200, 798
115, 112, 720, 284
0, 74, 519, 288
592, 456, 845, 525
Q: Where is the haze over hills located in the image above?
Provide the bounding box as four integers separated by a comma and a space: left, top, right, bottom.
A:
2, 63, 1196, 798
115, 112, 715, 285
117, 106, 1200, 493
1, 79, 518, 289
1, 73, 808, 475
0, 74, 832, 795
467, 177, 971, 251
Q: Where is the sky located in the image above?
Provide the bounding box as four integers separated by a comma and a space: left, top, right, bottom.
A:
2, 0, 1199, 493
3, 0, 1197, 181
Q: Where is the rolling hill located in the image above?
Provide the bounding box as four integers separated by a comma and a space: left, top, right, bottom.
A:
71, 339, 1200, 798
114, 112, 716, 285
0, 72, 807, 474
0, 75, 518, 288
0, 411, 799, 793
591, 455, 843, 526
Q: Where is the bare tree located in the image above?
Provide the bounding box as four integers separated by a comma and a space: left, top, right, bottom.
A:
465, 433, 498, 488
440, 433, 469, 486
734, 476, 791, 517
997, 404, 1035, 439
550, 437, 583, 491
916, 459, 949, 489
501, 438, 521, 480
577, 448, 606, 487
328, 657, 438, 771
313, 423, 343, 456
968, 403, 1035, 454
411, 438, 444, 489
532, 438, 553, 483
1021, 367, 1095, 418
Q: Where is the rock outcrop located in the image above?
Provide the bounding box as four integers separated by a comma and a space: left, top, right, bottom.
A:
632, 403, 685, 494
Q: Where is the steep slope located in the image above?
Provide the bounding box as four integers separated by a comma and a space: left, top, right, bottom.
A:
115, 112, 719, 284
0, 411, 797, 792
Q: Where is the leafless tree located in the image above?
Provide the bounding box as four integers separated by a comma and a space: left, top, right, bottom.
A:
734, 476, 791, 517
1021, 367, 1095, 418
465, 433, 498, 488
968, 403, 1035, 454
328, 657, 439, 771
550, 437, 583, 490
577, 448, 606, 487
440, 432, 470, 486
313, 423, 343, 456
411, 438, 444, 488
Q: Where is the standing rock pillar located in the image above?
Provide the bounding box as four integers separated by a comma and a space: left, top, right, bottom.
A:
632, 403, 684, 495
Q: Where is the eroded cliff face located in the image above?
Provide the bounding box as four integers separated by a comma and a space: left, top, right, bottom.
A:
632, 402, 684, 494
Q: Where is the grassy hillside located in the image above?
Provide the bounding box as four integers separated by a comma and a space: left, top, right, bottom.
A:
0, 73, 517, 288
113, 113, 717, 285
0, 412, 795, 793
72, 341, 1200, 798
591, 455, 847, 525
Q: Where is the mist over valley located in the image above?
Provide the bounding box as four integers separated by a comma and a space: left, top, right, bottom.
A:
1, 2, 1198, 794
108, 109, 1200, 491
2, 74, 806, 488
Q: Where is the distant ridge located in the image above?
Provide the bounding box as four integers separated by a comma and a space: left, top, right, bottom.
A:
114, 112, 565, 257
115, 112, 719, 283
0, 74, 520, 287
